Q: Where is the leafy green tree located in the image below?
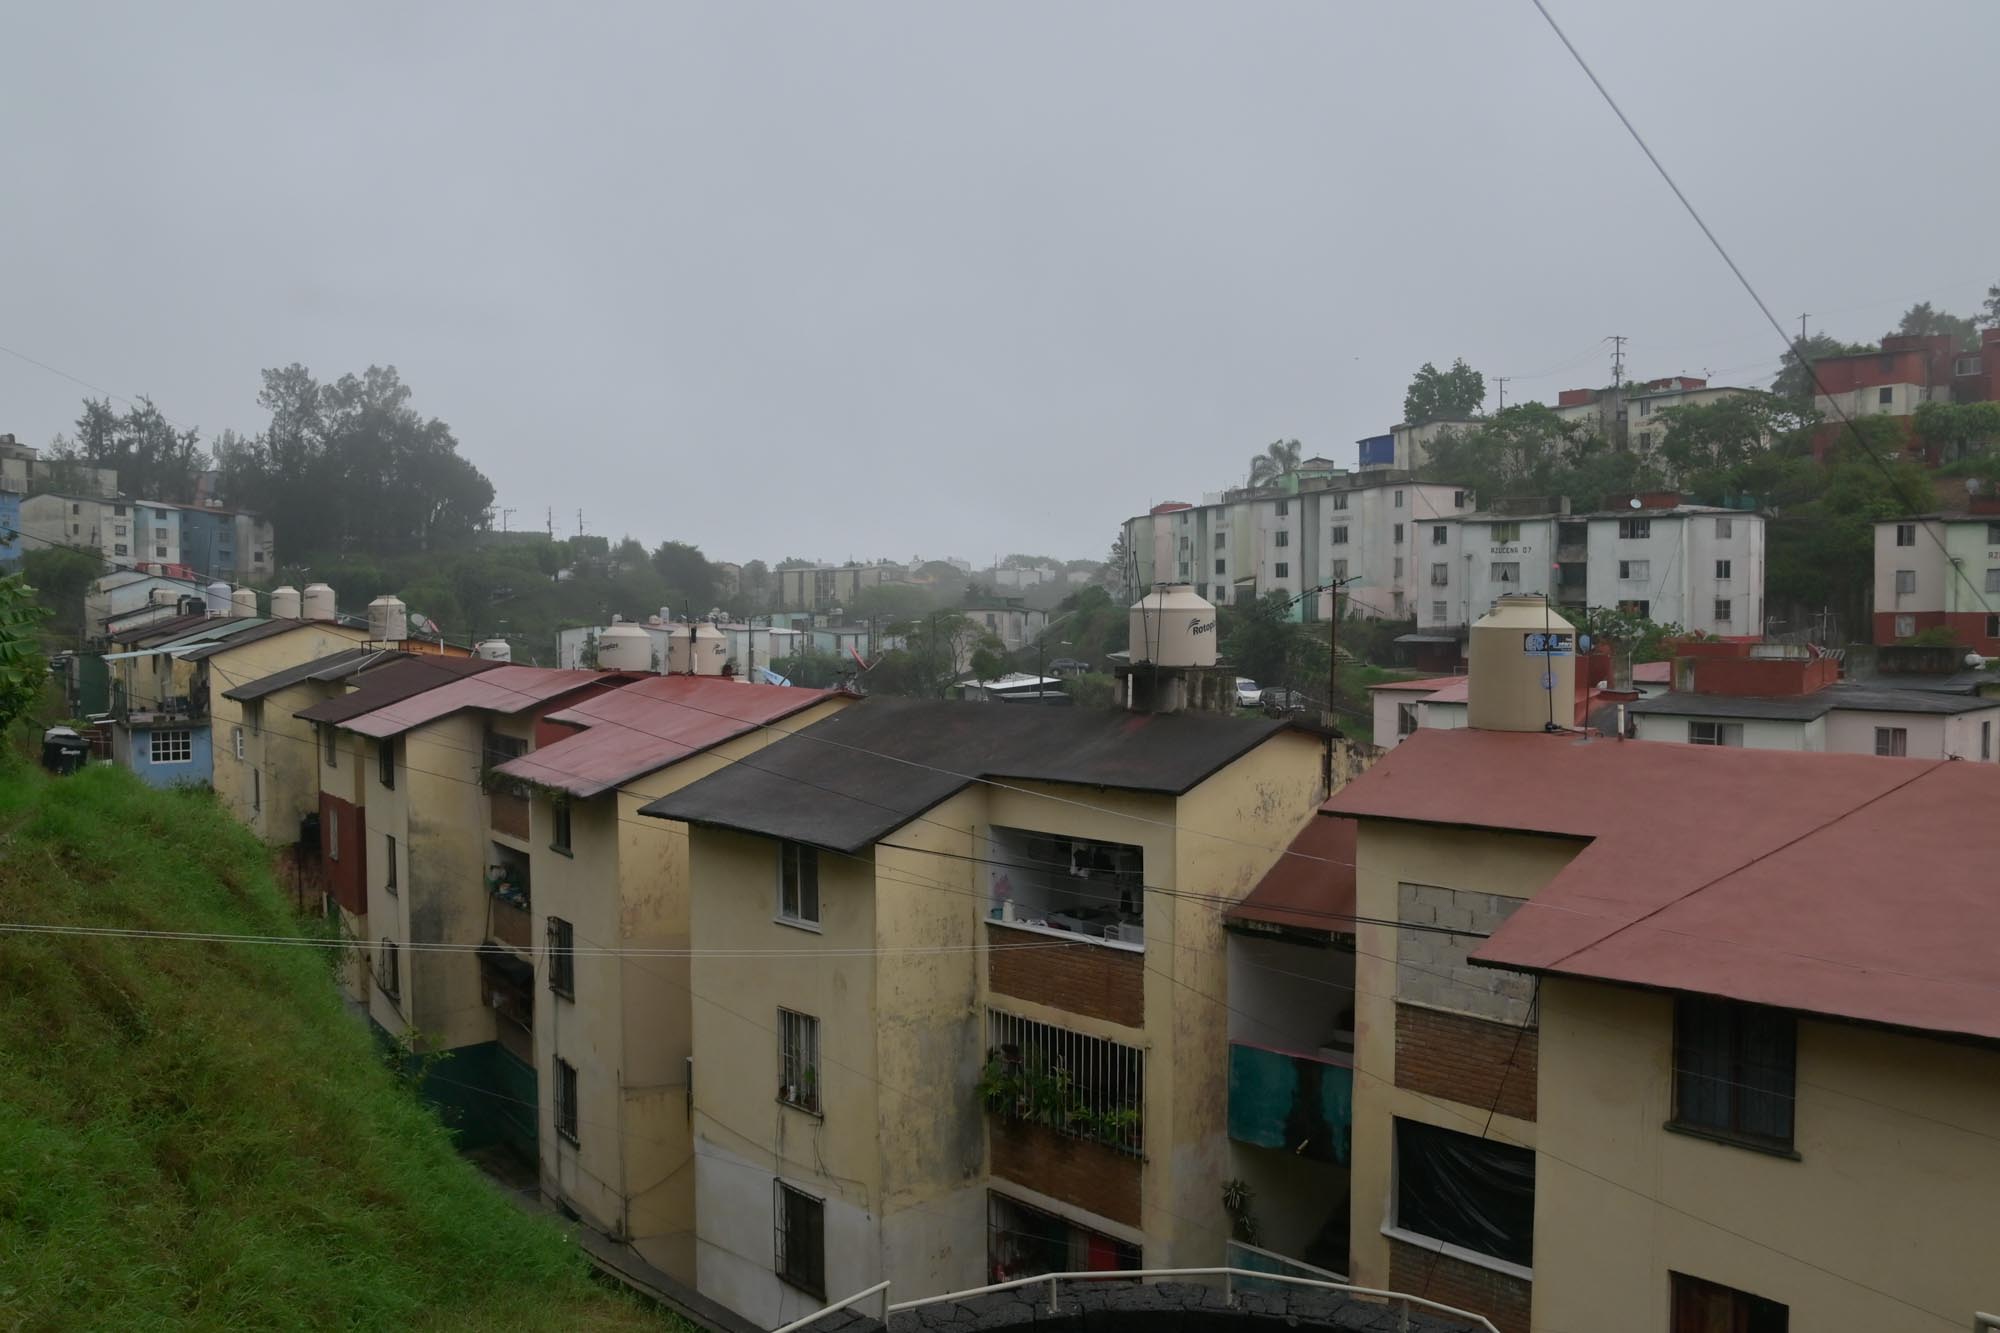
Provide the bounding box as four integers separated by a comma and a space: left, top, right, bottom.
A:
1771, 335, 1872, 403
1913, 401, 2000, 465
1420, 404, 1657, 508
651, 541, 716, 610
48, 398, 207, 502
1889, 301, 1979, 352
1245, 439, 1302, 488
1984, 281, 2000, 328
20, 547, 104, 645
1221, 591, 1314, 689
1403, 359, 1485, 424
1652, 393, 1813, 500
0, 572, 51, 730
1063, 673, 1117, 709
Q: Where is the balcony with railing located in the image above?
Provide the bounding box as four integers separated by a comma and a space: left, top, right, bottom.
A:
1227, 1041, 1352, 1165
486, 843, 533, 958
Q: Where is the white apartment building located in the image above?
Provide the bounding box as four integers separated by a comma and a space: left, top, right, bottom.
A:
20, 494, 181, 567
1871, 511, 2000, 653
1123, 475, 1474, 622
1416, 498, 1765, 636
1550, 376, 1755, 462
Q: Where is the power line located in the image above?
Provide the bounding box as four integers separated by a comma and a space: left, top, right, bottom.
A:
1526, 0, 1994, 624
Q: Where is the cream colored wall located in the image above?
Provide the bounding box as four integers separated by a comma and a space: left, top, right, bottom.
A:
690, 825, 883, 1328
381, 714, 492, 1052
1164, 730, 1326, 1268
531, 699, 852, 1283
240, 681, 331, 843
206, 625, 367, 829
1347, 821, 1579, 1290
1532, 977, 2000, 1332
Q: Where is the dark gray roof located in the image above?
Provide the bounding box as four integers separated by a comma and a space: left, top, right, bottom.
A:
643, 696, 1292, 854
1629, 686, 2000, 722
220, 647, 400, 702
293, 654, 501, 724
1850, 670, 2000, 697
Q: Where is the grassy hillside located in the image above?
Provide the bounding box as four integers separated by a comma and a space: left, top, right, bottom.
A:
0, 760, 670, 1331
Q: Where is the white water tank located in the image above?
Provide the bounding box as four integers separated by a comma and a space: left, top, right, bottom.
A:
1128, 583, 1218, 667
302, 583, 337, 622
368, 595, 409, 643
150, 586, 178, 607
270, 585, 301, 620
692, 622, 728, 676
1468, 594, 1577, 734
665, 624, 693, 674
597, 622, 653, 672
205, 580, 232, 617
231, 587, 258, 617
475, 638, 512, 662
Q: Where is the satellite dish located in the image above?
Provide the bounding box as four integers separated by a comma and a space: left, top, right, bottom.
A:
1629, 497, 1642, 509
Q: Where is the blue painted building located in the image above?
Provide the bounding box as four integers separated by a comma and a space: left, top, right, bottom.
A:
115, 717, 213, 789
0, 492, 22, 567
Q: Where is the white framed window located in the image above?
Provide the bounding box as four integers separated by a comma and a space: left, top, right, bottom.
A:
1453, 490, 1467, 508
1274, 561, 1289, 579
1431, 525, 1448, 545
1985, 568, 2000, 595
1894, 569, 1916, 595
1619, 518, 1652, 539
1491, 521, 1521, 544
777, 841, 820, 928
1895, 614, 1916, 638
1392, 556, 1403, 578
1214, 558, 1225, 575
1330, 526, 1349, 545
1274, 530, 1289, 548
1878, 386, 1894, 406
1619, 560, 1650, 581
1715, 559, 1732, 580
1716, 516, 1733, 539
1988, 523, 2000, 544
1490, 561, 1519, 584
1331, 493, 1349, 511
1957, 355, 1983, 377
1330, 559, 1348, 580
779, 1008, 821, 1113
1638, 398, 1652, 417
1874, 727, 1908, 757
1213, 533, 1225, 550
1894, 523, 1915, 547
1689, 721, 1744, 747
1394, 489, 1405, 508
1714, 599, 1733, 623
1274, 500, 1288, 517
150, 729, 193, 764
1429, 562, 1449, 587
1393, 522, 1405, 543
1430, 600, 1446, 622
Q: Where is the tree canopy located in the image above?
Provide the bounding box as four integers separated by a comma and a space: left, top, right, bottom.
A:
1402, 360, 1485, 424
1246, 439, 1302, 488
1889, 301, 1979, 352
49, 399, 206, 503
1771, 335, 1872, 402
214, 365, 494, 556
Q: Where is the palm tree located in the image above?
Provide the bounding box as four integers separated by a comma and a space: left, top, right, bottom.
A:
1245, 438, 1302, 488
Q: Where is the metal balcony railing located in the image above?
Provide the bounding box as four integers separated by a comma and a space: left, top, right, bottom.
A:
774, 1269, 1501, 1333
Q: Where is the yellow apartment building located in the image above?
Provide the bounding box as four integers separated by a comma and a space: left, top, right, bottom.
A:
490, 676, 851, 1284
1326, 660, 2000, 1330
218, 645, 392, 843
647, 697, 1330, 1327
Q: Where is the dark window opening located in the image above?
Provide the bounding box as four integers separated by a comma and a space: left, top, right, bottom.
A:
1393, 1117, 1534, 1269
775, 1182, 826, 1298
1673, 996, 1796, 1151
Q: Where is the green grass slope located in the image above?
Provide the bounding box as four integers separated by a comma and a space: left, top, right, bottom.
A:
0, 761, 668, 1331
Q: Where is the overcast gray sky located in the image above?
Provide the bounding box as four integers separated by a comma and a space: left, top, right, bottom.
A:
4, 2, 1996, 566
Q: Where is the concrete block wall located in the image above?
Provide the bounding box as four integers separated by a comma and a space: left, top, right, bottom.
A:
1394, 883, 1531, 1025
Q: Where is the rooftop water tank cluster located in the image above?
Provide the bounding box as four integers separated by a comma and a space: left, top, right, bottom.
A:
1128, 583, 1218, 667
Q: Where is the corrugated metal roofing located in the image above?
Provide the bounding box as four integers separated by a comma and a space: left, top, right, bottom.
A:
1627, 686, 1999, 721
293, 655, 502, 724
1325, 728, 2000, 1042
330, 665, 620, 739
221, 647, 398, 702
494, 677, 837, 799
645, 696, 1292, 855
181, 618, 324, 661
1225, 816, 1357, 936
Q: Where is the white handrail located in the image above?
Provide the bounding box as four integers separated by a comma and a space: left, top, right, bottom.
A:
770, 1279, 891, 1333
884, 1266, 1500, 1333
1974, 1314, 1999, 1333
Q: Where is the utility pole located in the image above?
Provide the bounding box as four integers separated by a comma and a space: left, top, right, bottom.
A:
1610, 336, 1627, 384
1798, 313, 1809, 347
1494, 377, 1510, 412
545, 506, 554, 537
576, 510, 584, 539
1322, 578, 1351, 797
500, 507, 516, 533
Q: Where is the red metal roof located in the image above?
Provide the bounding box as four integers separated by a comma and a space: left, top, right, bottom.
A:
1226, 816, 1356, 935
335, 665, 623, 739
1631, 660, 1672, 684
1324, 729, 2000, 1042
494, 677, 837, 798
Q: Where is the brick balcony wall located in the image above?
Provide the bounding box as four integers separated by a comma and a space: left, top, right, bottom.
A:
489, 789, 531, 841
1394, 1003, 1538, 1122
986, 922, 1143, 1028
1387, 1237, 1529, 1333
989, 1116, 1141, 1227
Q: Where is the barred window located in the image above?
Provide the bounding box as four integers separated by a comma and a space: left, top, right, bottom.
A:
554, 1057, 580, 1145
377, 939, 400, 1000
983, 1009, 1143, 1154
547, 916, 575, 997
774, 1181, 826, 1298
779, 1008, 820, 1113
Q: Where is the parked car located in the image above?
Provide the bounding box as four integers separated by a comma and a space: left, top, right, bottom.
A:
1259, 687, 1312, 714
1234, 677, 1262, 708
1046, 657, 1090, 677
